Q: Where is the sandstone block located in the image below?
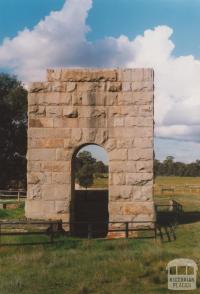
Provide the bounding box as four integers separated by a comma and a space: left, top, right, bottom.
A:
28, 149, 56, 161
122, 82, 132, 92
63, 106, 78, 118
71, 128, 83, 142
55, 201, 69, 214
25, 199, 44, 218
41, 161, 70, 172
28, 172, 52, 185
136, 161, 153, 173
109, 149, 127, 161
29, 118, 53, 128
112, 173, 126, 185
46, 106, 62, 118
42, 184, 70, 200
60, 69, 117, 82
47, 69, 62, 82
110, 161, 136, 173
77, 82, 106, 92
106, 82, 122, 92
105, 92, 118, 106
29, 128, 71, 138
121, 201, 155, 216
134, 138, 153, 148
132, 81, 154, 92
113, 117, 124, 127
117, 138, 134, 148
67, 82, 76, 92
128, 148, 153, 160
56, 148, 72, 161
29, 82, 51, 93
30, 138, 64, 149
27, 184, 42, 200
52, 172, 70, 184
54, 118, 79, 128
38, 92, 71, 105
125, 117, 153, 127
104, 139, 116, 152
95, 129, 108, 145
71, 92, 83, 106
27, 161, 41, 172
126, 173, 153, 185
82, 91, 105, 106
51, 82, 67, 92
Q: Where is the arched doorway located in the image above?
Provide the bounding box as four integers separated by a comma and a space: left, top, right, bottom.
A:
71, 144, 109, 237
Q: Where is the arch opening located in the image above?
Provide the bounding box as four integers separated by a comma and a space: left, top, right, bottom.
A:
70, 144, 109, 237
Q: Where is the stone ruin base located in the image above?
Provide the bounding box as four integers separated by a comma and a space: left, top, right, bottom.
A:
26, 68, 155, 236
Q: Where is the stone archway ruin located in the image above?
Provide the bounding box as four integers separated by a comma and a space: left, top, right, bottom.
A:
26, 68, 155, 231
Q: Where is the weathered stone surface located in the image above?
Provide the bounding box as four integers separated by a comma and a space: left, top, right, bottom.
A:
41, 161, 69, 172
60, 69, 117, 82
63, 106, 78, 118
30, 138, 64, 149
26, 68, 154, 231
29, 128, 71, 138
29, 118, 53, 128
126, 173, 153, 185
46, 106, 62, 118
28, 149, 56, 161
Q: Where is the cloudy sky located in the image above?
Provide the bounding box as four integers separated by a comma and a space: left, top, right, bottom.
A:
0, 0, 200, 163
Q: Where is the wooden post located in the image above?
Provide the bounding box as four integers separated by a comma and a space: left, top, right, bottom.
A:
88, 224, 93, 239
50, 223, 54, 243
154, 223, 157, 240
125, 222, 129, 238
17, 191, 20, 202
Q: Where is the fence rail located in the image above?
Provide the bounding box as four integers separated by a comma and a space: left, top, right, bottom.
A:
154, 184, 200, 195
155, 199, 183, 214
0, 190, 26, 201
0, 220, 158, 245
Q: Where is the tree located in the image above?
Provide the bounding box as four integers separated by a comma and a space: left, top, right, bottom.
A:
76, 164, 94, 189
0, 73, 28, 189
75, 151, 96, 189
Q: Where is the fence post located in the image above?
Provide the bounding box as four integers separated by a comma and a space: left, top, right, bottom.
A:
154, 223, 157, 240
125, 222, 129, 238
17, 191, 20, 202
50, 223, 54, 243
88, 223, 93, 239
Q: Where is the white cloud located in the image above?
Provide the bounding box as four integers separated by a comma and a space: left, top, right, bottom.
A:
0, 0, 200, 147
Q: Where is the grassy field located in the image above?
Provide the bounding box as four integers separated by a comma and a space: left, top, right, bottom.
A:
0, 202, 25, 220
1, 177, 200, 293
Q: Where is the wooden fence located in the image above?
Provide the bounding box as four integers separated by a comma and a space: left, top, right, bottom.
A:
0, 190, 26, 201
0, 220, 158, 246
154, 184, 200, 195
155, 199, 183, 215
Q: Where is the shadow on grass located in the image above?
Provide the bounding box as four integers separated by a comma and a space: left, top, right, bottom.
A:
157, 210, 200, 226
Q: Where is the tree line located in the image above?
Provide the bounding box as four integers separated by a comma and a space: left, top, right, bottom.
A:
154, 156, 200, 177
0, 73, 27, 189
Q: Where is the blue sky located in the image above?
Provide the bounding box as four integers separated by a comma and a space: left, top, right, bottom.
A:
1, 0, 200, 59
0, 0, 200, 163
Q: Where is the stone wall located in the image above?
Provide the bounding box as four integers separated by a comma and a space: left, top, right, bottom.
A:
26, 68, 155, 227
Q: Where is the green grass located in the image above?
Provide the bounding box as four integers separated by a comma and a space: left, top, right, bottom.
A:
91, 177, 108, 188
0, 202, 25, 220
1, 224, 200, 294
1, 177, 200, 293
